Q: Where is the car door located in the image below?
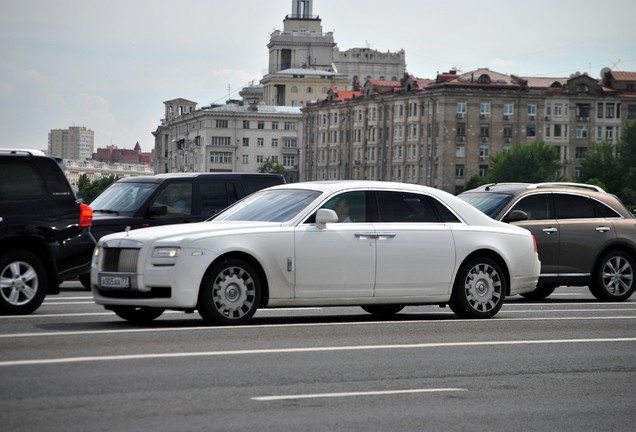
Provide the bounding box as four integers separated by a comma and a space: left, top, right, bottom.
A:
293, 191, 376, 298
507, 192, 560, 277
553, 193, 617, 277
149, 182, 195, 224
372, 191, 455, 297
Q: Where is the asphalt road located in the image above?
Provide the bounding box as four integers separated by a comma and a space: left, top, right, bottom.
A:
1, 282, 635, 432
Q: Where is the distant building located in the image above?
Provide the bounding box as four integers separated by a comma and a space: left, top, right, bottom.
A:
93, 142, 154, 165
48, 126, 94, 160
63, 159, 153, 190
153, 99, 302, 182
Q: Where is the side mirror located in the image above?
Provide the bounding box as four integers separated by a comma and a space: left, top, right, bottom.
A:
502, 209, 528, 223
148, 205, 168, 217
315, 208, 338, 228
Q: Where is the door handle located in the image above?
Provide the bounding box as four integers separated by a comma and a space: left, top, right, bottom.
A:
542, 227, 558, 234
375, 232, 397, 240
595, 226, 611, 233
355, 232, 376, 239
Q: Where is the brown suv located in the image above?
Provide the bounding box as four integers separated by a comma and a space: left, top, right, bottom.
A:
459, 183, 636, 301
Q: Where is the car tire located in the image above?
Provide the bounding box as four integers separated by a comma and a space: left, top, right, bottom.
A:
519, 284, 556, 300
0, 250, 48, 315
449, 256, 506, 319
589, 251, 635, 302
198, 258, 261, 325
111, 306, 165, 323
361, 305, 405, 315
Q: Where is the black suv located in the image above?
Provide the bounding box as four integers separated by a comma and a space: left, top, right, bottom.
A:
0, 149, 95, 314
82, 172, 285, 285
459, 182, 636, 301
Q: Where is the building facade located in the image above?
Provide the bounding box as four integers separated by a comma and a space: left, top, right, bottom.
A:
63, 159, 153, 190
48, 126, 94, 161
302, 69, 636, 194
153, 99, 303, 182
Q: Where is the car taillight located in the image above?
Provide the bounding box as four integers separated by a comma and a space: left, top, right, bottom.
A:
532, 234, 538, 253
79, 203, 93, 227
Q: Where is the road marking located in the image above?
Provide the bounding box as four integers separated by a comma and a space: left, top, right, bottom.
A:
252, 388, 467, 401
1, 337, 635, 367
0, 315, 635, 337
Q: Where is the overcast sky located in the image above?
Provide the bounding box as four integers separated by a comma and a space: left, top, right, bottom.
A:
1, 0, 634, 153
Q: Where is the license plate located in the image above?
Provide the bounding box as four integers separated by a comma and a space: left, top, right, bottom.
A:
100, 276, 130, 289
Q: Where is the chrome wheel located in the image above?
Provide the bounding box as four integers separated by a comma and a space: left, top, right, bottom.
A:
0, 251, 47, 315
449, 257, 506, 319
199, 259, 261, 325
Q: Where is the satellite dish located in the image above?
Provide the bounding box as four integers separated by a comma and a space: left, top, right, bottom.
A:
600, 67, 611, 78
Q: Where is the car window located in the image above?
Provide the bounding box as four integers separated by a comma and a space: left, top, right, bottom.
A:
200, 182, 238, 216
319, 191, 366, 223
458, 192, 512, 218
510, 193, 552, 220
0, 162, 46, 200
153, 183, 193, 215
376, 191, 440, 222
593, 200, 622, 218
554, 194, 596, 219
243, 176, 283, 194
90, 182, 157, 213
214, 189, 321, 222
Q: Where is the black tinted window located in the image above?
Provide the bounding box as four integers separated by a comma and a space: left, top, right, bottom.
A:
200, 182, 238, 216
244, 176, 283, 194
376, 191, 440, 223
0, 162, 46, 200
153, 183, 193, 215
593, 200, 622, 218
555, 194, 596, 219
510, 194, 552, 220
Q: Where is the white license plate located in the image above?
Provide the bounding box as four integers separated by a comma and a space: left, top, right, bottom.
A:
100, 276, 130, 289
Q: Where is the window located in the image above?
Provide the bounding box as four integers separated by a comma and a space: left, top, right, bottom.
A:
306, 86, 313, 93
210, 152, 232, 164
211, 136, 232, 146
526, 125, 536, 138
555, 194, 596, 219
455, 164, 465, 178
0, 162, 45, 200
258, 121, 265, 129
480, 101, 491, 116
284, 122, 296, 131
200, 182, 238, 216
271, 138, 278, 147
242, 155, 249, 164
256, 155, 264, 163
576, 104, 590, 119
605, 103, 615, 119
503, 125, 513, 138
510, 194, 552, 220
242, 137, 249, 147
503, 102, 514, 116
154, 183, 193, 216
575, 126, 588, 139
554, 103, 563, 117
257, 138, 264, 147
243, 120, 250, 129
375, 191, 454, 223
291, 86, 298, 93
284, 138, 297, 148
216, 119, 228, 128
457, 101, 467, 114
284, 155, 295, 166
480, 125, 490, 137
272, 121, 279, 130
628, 105, 636, 119
479, 165, 488, 177
455, 144, 465, 157
575, 146, 587, 159
457, 124, 466, 137
479, 144, 490, 160
527, 103, 537, 118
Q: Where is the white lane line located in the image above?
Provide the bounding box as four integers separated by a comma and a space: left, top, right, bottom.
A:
1, 337, 635, 367
252, 388, 467, 401
1, 315, 635, 338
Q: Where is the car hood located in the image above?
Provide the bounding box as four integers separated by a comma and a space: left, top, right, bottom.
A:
98, 220, 284, 246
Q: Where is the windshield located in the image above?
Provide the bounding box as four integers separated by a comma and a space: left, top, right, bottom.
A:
90, 182, 158, 214
458, 192, 512, 218
214, 189, 321, 222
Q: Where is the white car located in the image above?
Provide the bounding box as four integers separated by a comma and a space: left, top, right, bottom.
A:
90, 181, 540, 324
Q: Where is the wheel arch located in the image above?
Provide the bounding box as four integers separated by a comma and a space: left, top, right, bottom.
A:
0, 236, 60, 294
591, 243, 636, 279
200, 251, 270, 308
458, 249, 511, 295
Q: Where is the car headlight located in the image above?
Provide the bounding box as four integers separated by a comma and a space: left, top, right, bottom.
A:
152, 247, 181, 258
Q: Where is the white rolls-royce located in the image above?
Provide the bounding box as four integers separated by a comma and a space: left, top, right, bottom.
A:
90, 181, 540, 324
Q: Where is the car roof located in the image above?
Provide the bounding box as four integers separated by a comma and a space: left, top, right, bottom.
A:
116, 172, 284, 183
464, 182, 606, 194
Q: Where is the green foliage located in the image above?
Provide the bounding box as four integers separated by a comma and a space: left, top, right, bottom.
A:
484, 141, 562, 183
77, 174, 119, 203
257, 157, 286, 175
579, 120, 636, 209
465, 174, 489, 190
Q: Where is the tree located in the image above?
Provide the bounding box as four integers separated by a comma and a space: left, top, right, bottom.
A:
77, 174, 119, 203
484, 141, 562, 183
257, 157, 286, 175
579, 141, 622, 193
617, 121, 636, 210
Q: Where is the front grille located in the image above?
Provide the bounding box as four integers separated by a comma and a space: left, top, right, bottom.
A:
103, 248, 139, 272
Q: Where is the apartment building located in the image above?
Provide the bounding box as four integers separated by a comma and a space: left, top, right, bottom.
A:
153, 99, 302, 182
302, 68, 636, 194
48, 126, 94, 161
